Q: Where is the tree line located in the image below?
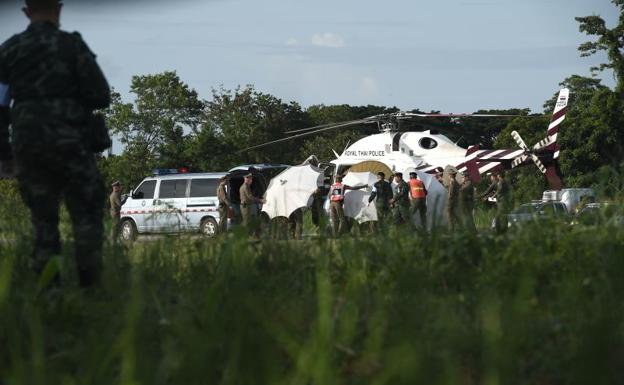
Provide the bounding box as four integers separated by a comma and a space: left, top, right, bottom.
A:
98, 1, 624, 202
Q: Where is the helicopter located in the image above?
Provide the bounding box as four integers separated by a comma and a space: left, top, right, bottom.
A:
242, 89, 569, 190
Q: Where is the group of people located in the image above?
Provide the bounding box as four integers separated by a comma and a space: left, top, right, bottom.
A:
324, 168, 514, 237
210, 167, 515, 240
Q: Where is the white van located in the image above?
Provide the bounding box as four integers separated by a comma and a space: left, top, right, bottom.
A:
542, 188, 596, 214
119, 172, 227, 241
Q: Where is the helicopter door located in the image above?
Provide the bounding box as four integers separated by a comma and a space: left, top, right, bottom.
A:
392, 133, 402, 152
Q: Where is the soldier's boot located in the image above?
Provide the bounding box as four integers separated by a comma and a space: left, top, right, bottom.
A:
29, 207, 63, 288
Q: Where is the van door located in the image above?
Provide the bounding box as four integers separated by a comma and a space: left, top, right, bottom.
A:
124, 180, 157, 232
153, 179, 190, 232
187, 178, 220, 230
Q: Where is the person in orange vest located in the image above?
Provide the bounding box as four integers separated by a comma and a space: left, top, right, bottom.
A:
408, 172, 428, 231
328, 175, 367, 237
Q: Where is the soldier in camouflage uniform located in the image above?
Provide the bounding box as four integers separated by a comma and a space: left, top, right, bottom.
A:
0, 0, 111, 287
459, 171, 477, 233
446, 170, 462, 232
390, 172, 410, 227
493, 171, 513, 234
368, 171, 392, 231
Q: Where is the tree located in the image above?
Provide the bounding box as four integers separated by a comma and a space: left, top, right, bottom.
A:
299, 104, 398, 162
575, 0, 624, 96
198, 86, 309, 168
105, 71, 204, 173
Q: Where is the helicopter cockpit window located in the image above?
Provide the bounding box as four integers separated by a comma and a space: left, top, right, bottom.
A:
419, 137, 438, 150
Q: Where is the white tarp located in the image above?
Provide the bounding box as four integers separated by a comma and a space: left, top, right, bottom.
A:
262, 164, 323, 219
404, 168, 448, 229
342, 172, 377, 223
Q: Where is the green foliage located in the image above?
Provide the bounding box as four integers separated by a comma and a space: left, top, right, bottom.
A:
538, 76, 623, 190
1, 222, 624, 384
575, 0, 624, 94
104, 71, 204, 182
199, 85, 309, 167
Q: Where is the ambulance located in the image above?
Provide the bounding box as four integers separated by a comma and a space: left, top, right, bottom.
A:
119, 169, 226, 241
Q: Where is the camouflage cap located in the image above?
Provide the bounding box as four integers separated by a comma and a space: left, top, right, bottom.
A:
244, 173, 253, 178
111, 180, 121, 187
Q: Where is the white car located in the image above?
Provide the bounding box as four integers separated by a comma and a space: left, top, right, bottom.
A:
119, 171, 227, 241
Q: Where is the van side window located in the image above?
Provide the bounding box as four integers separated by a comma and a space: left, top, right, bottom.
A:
159, 179, 188, 199
134, 180, 156, 199
190, 179, 220, 198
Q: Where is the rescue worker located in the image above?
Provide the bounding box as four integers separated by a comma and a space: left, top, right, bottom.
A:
408, 172, 427, 231
493, 171, 513, 233
216, 176, 230, 234
389, 172, 410, 226
446, 169, 462, 231
368, 171, 393, 230
0, 0, 110, 287
328, 175, 367, 237
239, 173, 265, 237
459, 171, 477, 233
109, 181, 122, 242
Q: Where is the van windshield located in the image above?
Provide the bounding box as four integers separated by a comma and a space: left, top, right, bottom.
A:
134, 180, 156, 199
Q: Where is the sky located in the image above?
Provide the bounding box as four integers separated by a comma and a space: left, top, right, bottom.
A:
0, 0, 619, 115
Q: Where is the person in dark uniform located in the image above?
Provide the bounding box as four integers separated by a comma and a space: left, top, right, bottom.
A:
446, 170, 461, 232
216, 176, 230, 234
311, 184, 328, 230
459, 171, 477, 233
390, 172, 410, 227
368, 171, 392, 230
0, 0, 111, 287
109, 181, 122, 242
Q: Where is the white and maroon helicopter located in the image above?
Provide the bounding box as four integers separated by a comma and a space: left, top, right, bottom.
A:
243, 89, 569, 190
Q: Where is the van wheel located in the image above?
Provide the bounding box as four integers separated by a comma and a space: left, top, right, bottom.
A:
200, 217, 218, 238
120, 219, 138, 242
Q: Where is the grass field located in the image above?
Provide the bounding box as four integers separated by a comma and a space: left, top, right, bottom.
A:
1, 186, 624, 384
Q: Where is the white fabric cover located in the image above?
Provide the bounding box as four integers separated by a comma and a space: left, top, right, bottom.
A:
261, 164, 323, 219
342, 172, 377, 223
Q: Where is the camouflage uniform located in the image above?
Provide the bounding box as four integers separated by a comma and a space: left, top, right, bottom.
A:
459, 178, 476, 233
494, 178, 513, 233
392, 180, 411, 226
0, 21, 110, 286
446, 178, 462, 232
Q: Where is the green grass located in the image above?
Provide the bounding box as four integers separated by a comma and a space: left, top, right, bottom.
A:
1, 181, 623, 384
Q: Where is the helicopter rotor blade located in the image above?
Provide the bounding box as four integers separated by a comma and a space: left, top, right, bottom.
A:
284, 122, 340, 135
396, 112, 528, 119
238, 118, 375, 153
284, 114, 385, 134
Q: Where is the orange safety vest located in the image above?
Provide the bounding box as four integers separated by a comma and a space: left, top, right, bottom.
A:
409, 179, 426, 199
330, 182, 345, 202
